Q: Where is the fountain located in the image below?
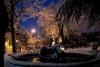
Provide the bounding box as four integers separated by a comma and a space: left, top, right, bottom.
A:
7, 35, 100, 67
39, 36, 95, 63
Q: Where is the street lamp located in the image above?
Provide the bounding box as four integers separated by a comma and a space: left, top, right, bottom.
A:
31, 28, 36, 34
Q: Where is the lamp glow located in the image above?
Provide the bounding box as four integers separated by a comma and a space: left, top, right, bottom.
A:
31, 28, 36, 34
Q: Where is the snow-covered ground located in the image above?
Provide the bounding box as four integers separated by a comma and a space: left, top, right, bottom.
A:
4, 47, 100, 67
64, 47, 100, 55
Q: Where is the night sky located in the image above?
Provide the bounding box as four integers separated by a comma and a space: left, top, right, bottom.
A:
16, 0, 60, 34
16, 0, 100, 34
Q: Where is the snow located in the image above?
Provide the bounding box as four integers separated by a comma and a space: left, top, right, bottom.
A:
4, 47, 100, 67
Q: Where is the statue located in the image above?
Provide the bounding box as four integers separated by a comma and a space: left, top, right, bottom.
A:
40, 35, 64, 59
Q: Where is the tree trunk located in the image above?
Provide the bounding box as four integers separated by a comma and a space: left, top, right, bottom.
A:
58, 22, 65, 46
10, 0, 16, 53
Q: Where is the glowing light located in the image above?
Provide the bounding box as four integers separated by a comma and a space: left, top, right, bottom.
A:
51, 34, 55, 46
16, 40, 18, 42
58, 37, 62, 43
31, 28, 36, 34
60, 47, 65, 51
52, 41, 55, 46
5, 40, 12, 54
32, 57, 39, 62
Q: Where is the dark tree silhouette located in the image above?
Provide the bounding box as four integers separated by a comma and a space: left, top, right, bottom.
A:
56, 0, 100, 26
3, 0, 23, 53
55, 0, 100, 47
0, 1, 9, 66
0, 1, 9, 54
9, 0, 16, 53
